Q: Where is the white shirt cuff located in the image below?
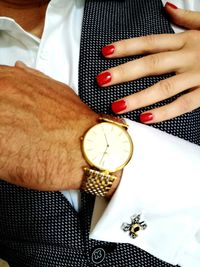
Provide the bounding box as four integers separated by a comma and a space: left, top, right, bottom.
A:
89, 120, 200, 266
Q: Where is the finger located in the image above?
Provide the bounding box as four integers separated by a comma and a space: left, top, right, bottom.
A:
15, 61, 28, 68
111, 71, 200, 113
97, 51, 184, 87
139, 87, 200, 123
102, 33, 185, 58
164, 2, 200, 30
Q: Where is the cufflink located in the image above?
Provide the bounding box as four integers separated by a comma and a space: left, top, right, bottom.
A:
121, 214, 147, 239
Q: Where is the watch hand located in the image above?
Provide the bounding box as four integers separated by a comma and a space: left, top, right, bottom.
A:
102, 126, 109, 147
99, 148, 108, 165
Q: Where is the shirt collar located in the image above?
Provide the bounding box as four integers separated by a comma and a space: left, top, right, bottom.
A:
0, 0, 67, 34
0, 0, 85, 30
0, 17, 40, 43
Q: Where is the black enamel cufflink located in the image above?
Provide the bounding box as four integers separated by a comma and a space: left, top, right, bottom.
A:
121, 214, 147, 239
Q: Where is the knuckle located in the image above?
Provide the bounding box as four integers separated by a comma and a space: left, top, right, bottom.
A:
178, 96, 192, 113
183, 30, 200, 63
145, 34, 157, 47
157, 80, 174, 98
180, 9, 192, 20
116, 39, 130, 57
115, 64, 126, 78
190, 49, 200, 66
174, 10, 192, 24
146, 54, 160, 70
183, 9, 192, 16
118, 39, 129, 51
185, 29, 200, 39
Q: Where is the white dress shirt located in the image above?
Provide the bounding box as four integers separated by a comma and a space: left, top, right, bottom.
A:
0, 0, 200, 266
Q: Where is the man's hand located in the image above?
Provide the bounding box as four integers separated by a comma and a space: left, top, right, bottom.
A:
0, 63, 98, 191
96, 3, 200, 123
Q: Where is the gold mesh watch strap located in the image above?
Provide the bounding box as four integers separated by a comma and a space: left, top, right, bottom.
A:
82, 167, 117, 197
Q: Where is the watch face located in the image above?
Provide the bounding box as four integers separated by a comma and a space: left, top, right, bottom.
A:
82, 122, 133, 172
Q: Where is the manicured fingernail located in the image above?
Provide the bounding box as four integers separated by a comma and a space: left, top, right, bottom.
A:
112, 100, 127, 113
139, 113, 153, 123
165, 2, 178, 9
96, 71, 112, 86
102, 45, 115, 57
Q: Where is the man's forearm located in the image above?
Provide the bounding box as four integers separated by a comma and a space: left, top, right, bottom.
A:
0, 64, 98, 190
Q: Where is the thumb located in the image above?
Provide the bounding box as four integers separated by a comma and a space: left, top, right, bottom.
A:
15, 60, 28, 69
164, 2, 200, 30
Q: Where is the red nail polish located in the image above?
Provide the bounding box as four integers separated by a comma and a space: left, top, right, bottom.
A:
96, 72, 112, 86
165, 2, 178, 9
139, 113, 153, 123
102, 45, 115, 57
112, 100, 127, 113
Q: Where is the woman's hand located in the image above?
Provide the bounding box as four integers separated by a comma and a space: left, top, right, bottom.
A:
96, 3, 200, 124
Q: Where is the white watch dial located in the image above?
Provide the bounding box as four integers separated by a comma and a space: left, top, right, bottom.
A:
82, 122, 133, 172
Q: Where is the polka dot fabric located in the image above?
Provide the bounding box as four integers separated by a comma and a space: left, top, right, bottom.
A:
0, 0, 197, 266
0, 183, 178, 266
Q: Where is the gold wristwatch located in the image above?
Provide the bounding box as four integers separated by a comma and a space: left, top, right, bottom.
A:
81, 115, 133, 197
